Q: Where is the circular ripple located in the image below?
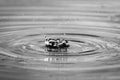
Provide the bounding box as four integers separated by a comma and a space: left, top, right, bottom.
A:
9, 33, 102, 56
0, 31, 120, 71
0, 5, 120, 71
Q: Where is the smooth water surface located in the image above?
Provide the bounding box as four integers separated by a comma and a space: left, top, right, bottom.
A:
0, 0, 120, 80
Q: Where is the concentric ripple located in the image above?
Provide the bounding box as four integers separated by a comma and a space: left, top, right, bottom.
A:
0, 27, 120, 71
9, 33, 102, 56
0, 2, 120, 72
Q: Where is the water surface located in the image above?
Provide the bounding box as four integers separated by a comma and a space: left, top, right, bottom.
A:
0, 0, 120, 80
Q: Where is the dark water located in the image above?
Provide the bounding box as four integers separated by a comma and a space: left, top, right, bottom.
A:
0, 0, 120, 80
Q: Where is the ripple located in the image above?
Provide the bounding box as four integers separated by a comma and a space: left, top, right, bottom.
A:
0, 28, 120, 71
0, 6, 120, 71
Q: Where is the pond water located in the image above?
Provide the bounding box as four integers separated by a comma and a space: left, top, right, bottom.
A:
0, 1, 120, 80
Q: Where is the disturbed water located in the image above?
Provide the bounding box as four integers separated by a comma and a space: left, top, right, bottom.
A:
0, 1, 120, 80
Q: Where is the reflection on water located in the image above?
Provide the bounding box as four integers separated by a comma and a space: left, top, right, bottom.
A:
0, 0, 120, 80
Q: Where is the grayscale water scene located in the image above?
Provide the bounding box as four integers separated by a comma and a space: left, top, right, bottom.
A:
0, 0, 120, 80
